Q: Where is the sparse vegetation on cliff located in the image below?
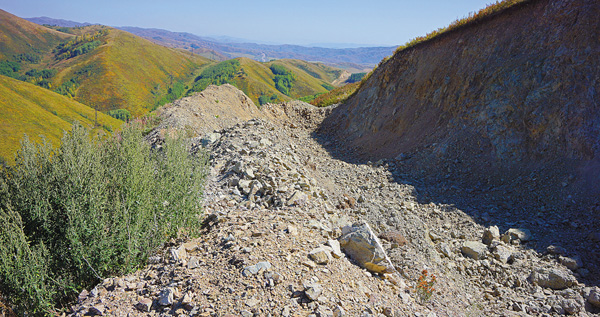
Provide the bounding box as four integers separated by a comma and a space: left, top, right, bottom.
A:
395, 0, 530, 54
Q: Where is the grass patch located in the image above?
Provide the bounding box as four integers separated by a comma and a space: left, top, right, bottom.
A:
310, 82, 361, 107
0, 122, 208, 315
395, 0, 531, 54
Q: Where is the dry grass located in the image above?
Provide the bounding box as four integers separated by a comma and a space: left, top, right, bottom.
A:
395, 0, 531, 54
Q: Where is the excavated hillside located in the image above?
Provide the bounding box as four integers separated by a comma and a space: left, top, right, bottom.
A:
320, 0, 600, 288
69, 85, 600, 316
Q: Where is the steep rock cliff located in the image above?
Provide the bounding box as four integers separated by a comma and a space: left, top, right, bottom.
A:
321, 0, 600, 208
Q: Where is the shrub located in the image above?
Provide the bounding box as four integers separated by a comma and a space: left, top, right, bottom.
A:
0, 122, 208, 315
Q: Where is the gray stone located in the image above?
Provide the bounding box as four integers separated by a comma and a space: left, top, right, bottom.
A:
309, 247, 331, 264
546, 245, 567, 255
560, 298, 581, 315
559, 256, 583, 271
461, 241, 488, 260
327, 239, 343, 258
587, 286, 600, 308
287, 190, 308, 206
439, 243, 452, 258
169, 245, 187, 263
529, 268, 577, 290
338, 222, 395, 273
158, 288, 174, 306
88, 305, 105, 316
493, 245, 513, 264
200, 132, 221, 147
187, 256, 201, 269
333, 305, 346, 317
305, 283, 323, 301
136, 298, 153, 312
482, 226, 500, 245
506, 228, 533, 242
243, 261, 272, 277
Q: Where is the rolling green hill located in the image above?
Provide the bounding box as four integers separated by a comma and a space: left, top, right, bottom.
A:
47, 27, 211, 116
0, 74, 122, 162
1, 10, 212, 117
0, 9, 72, 59
188, 57, 344, 105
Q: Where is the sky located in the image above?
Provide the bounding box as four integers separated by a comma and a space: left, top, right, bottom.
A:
0, 0, 496, 47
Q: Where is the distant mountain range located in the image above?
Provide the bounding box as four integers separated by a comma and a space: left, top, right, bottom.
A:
26, 16, 93, 27
25, 17, 395, 69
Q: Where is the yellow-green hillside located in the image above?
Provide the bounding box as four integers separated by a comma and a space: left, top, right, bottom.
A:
0, 74, 122, 162
49, 27, 211, 116
0, 9, 72, 59
189, 57, 343, 105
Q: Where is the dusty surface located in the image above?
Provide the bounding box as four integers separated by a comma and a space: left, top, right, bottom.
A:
320, 0, 600, 289
72, 86, 600, 316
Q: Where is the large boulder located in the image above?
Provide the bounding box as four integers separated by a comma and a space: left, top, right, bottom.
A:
529, 268, 577, 290
461, 241, 488, 260
338, 222, 395, 273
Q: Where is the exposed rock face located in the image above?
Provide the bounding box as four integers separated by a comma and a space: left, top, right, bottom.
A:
319, 0, 600, 287
321, 0, 600, 210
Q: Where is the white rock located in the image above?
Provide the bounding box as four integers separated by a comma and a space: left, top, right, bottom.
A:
338, 222, 395, 273
327, 239, 343, 258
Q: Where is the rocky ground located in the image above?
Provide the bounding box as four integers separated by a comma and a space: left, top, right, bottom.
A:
72, 88, 600, 316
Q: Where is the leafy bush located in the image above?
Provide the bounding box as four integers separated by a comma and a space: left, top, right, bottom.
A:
346, 72, 367, 83
258, 93, 280, 106
107, 109, 132, 121
188, 60, 241, 94
0, 122, 208, 315
270, 64, 295, 96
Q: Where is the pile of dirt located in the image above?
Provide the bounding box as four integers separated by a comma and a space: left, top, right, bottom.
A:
71, 86, 600, 316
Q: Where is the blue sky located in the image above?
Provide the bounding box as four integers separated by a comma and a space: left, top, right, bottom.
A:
0, 0, 495, 47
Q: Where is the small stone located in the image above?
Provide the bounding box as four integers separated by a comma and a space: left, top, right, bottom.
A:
559, 256, 582, 271
88, 304, 105, 316
428, 231, 442, 241
327, 240, 343, 258
493, 245, 513, 264
78, 289, 89, 302
302, 260, 317, 269
187, 256, 201, 269
242, 261, 272, 277
461, 241, 488, 260
287, 225, 298, 236
378, 230, 408, 246
158, 288, 174, 306
506, 228, 532, 242
305, 283, 323, 301
136, 298, 153, 312
245, 298, 259, 307
561, 298, 581, 315
482, 226, 500, 245
309, 247, 331, 264
287, 190, 308, 206
333, 305, 345, 317
240, 310, 253, 317
439, 243, 452, 258
383, 307, 394, 317
546, 245, 567, 255
587, 286, 600, 308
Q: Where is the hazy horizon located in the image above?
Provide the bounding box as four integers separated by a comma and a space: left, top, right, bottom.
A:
1, 0, 496, 47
